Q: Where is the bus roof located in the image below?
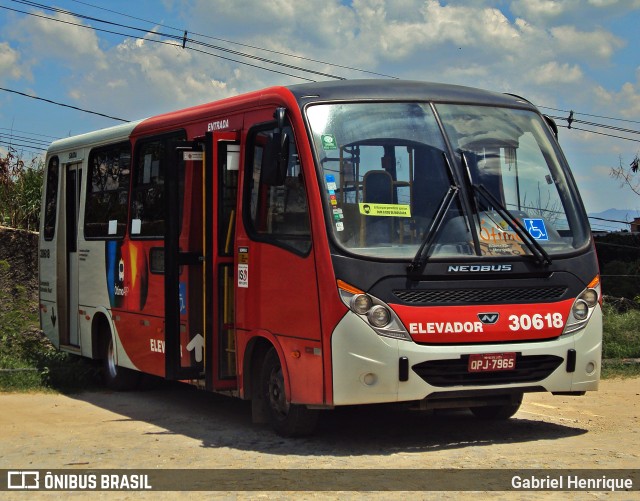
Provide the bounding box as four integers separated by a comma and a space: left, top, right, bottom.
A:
45, 80, 538, 153
46, 120, 142, 155
286, 79, 537, 109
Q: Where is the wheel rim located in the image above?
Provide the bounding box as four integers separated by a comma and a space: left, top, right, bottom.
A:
106, 339, 118, 379
267, 365, 289, 418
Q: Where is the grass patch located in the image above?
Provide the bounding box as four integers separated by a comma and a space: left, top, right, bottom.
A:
602, 303, 640, 359
0, 260, 99, 392
601, 361, 640, 379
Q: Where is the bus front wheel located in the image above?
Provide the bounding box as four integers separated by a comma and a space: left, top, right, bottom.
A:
260, 348, 318, 437
101, 335, 140, 391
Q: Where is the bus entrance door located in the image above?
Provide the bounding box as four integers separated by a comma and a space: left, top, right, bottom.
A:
205, 131, 240, 391
165, 141, 205, 381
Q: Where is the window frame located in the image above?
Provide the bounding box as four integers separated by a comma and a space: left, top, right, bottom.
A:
129, 130, 187, 240
43, 156, 59, 242
83, 141, 132, 240
242, 120, 312, 257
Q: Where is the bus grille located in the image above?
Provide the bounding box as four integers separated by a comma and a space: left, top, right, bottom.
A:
394, 286, 567, 305
412, 354, 564, 387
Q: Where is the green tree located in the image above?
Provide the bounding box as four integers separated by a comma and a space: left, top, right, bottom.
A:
0, 148, 44, 231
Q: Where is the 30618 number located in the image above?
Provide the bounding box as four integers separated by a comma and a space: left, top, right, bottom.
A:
508, 313, 563, 331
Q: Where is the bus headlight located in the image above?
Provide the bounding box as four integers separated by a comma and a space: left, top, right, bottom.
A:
563, 276, 601, 336
572, 299, 589, 321
368, 305, 391, 328
337, 280, 411, 341
351, 294, 373, 315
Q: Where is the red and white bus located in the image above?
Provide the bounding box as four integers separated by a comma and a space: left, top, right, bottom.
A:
39, 80, 602, 436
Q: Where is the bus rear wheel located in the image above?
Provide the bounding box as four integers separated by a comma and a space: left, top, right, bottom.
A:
260, 348, 318, 437
101, 335, 140, 391
469, 394, 523, 420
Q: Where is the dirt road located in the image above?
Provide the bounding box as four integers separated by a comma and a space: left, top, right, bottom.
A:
1, 378, 638, 498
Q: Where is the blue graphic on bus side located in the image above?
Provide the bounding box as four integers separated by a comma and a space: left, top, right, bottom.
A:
523, 218, 549, 241
179, 282, 187, 315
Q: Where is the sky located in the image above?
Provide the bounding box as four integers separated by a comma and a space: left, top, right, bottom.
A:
1, 0, 639, 231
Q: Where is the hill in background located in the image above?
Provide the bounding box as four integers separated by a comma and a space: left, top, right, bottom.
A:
589, 208, 639, 233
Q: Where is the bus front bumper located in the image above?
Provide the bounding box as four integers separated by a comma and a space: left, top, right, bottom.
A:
330, 308, 602, 406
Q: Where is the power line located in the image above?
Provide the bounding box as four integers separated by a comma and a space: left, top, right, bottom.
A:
550, 114, 640, 137
0, 139, 47, 152
0, 86, 130, 122
66, 0, 397, 80
538, 105, 640, 126
0, 132, 51, 147
8, 0, 640, 134
0, 127, 60, 140
5, 1, 345, 81
556, 124, 640, 143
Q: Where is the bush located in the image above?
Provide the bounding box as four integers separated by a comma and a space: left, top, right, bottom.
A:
0, 148, 43, 231
602, 302, 640, 359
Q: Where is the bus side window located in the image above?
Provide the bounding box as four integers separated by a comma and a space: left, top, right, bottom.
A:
43, 156, 59, 241
246, 124, 311, 254
84, 142, 131, 239
130, 132, 185, 238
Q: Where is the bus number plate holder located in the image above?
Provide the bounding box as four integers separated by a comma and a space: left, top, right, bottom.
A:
468, 352, 516, 372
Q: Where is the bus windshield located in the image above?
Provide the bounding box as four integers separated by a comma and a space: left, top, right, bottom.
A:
306, 102, 590, 260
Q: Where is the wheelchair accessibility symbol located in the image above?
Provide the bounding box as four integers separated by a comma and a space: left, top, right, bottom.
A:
523, 218, 549, 241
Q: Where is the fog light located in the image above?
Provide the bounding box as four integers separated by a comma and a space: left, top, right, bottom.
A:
368, 305, 391, 328
351, 294, 373, 315
586, 361, 596, 374
362, 373, 377, 385
572, 299, 589, 320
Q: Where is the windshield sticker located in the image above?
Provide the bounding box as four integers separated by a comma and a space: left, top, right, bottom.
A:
336, 222, 344, 231
359, 203, 411, 217
321, 134, 337, 150
524, 218, 549, 241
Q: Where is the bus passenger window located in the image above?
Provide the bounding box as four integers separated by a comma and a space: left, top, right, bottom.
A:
246, 125, 311, 254
130, 132, 185, 238
84, 142, 131, 239
43, 156, 59, 241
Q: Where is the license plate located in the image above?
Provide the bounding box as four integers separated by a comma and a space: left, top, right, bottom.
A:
468, 352, 516, 372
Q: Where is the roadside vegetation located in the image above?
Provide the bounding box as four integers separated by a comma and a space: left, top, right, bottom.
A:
0, 258, 99, 392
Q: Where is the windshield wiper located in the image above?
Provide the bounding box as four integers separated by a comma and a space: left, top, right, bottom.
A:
408, 153, 459, 278
474, 183, 551, 265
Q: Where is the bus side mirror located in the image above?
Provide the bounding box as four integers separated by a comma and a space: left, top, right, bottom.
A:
544, 115, 558, 139
261, 107, 290, 186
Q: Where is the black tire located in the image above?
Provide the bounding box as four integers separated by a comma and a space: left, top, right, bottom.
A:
469, 394, 523, 420
260, 348, 318, 437
101, 334, 140, 391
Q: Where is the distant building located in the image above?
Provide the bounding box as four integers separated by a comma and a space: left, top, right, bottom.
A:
631, 217, 640, 233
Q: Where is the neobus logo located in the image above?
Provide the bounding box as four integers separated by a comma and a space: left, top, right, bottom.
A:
447, 264, 513, 273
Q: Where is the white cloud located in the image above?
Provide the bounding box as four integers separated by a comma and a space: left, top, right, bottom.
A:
0, 42, 23, 81
530, 61, 583, 85
550, 26, 624, 61
593, 71, 640, 119
10, 11, 107, 70
511, 0, 640, 22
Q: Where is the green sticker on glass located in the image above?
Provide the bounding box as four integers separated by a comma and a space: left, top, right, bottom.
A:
321, 134, 337, 150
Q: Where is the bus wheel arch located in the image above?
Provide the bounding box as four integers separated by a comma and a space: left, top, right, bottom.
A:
93, 314, 139, 391
259, 347, 319, 437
